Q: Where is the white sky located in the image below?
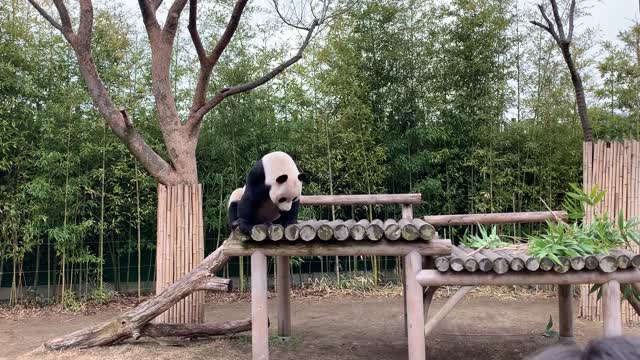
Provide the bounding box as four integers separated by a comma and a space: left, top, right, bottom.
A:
116, 0, 638, 46
588, 0, 639, 45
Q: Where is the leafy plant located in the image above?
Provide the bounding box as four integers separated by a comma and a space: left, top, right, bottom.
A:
462, 224, 511, 250
561, 183, 605, 221
543, 315, 559, 337
528, 186, 640, 265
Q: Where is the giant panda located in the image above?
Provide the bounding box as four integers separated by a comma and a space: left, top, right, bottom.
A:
228, 151, 306, 234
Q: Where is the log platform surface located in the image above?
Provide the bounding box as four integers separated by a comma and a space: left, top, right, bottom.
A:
434, 246, 640, 274
233, 218, 437, 242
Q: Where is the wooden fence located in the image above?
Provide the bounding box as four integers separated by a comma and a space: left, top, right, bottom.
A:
581, 140, 640, 324
155, 184, 205, 323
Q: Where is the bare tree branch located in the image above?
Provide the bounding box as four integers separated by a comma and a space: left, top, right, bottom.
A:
532, 4, 559, 43
567, 0, 576, 43
151, 0, 164, 11
52, 0, 73, 34
272, 0, 311, 30
209, 0, 249, 67
137, 0, 161, 35
188, 20, 319, 132
549, 0, 566, 41
187, 0, 207, 64
188, 0, 249, 115
77, 0, 94, 51
26, 0, 64, 33
163, 0, 188, 41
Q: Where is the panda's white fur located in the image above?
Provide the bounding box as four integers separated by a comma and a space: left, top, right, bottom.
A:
228, 186, 245, 208
262, 151, 303, 212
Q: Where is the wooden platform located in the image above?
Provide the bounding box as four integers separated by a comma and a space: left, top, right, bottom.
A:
434, 246, 640, 274
233, 218, 436, 242
222, 237, 451, 257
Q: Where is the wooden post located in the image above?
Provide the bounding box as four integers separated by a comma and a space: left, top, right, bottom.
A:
276, 256, 291, 337
558, 285, 574, 343
603, 280, 622, 336
251, 251, 269, 360
405, 250, 425, 360
402, 204, 413, 336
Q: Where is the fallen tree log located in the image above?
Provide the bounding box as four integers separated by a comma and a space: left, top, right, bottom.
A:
45, 245, 235, 350
140, 318, 252, 338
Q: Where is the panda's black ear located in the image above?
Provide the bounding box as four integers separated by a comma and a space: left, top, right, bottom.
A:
276, 174, 288, 184
298, 173, 307, 182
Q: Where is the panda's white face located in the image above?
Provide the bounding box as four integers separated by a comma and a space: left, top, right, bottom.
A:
262, 152, 304, 211
270, 174, 303, 211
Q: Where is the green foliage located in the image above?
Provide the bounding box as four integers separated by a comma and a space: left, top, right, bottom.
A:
61, 291, 86, 312
561, 184, 605, 221
528, 186, 640, 264
543, 315, 558, 337
461, 225, 511, 250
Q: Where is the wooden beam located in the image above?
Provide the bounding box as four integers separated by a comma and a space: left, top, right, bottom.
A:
405, 251, 425, 360
423, 286, 440, 321
222, 238, 452, 257
558, 285, 574, 344
424, 286, 474, 337
251, 251, 269, 360
402, 204, 414, 219
416, 269, 640, 287
300, 193, 422, 206
603, 280, 622, 336
422, 211, 567, 226
276, 256, 291, 337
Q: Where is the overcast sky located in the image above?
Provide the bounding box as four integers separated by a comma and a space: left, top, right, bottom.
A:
117, 0, 638, 46
589, 0, 638, 45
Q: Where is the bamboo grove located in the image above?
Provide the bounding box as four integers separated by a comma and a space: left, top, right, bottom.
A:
1, 0, 639, 305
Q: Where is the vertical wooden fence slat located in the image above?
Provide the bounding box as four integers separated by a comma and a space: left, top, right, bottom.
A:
581, 141, 639, 325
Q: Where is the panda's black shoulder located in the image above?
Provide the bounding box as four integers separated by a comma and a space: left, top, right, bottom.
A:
246, 158, 266, 187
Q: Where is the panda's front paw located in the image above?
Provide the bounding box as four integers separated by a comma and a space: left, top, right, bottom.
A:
238, 220, 252, 235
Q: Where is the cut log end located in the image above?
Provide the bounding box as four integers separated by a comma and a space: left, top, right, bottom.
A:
434, 257, 450, 272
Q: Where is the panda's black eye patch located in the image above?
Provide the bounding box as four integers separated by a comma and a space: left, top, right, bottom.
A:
276, 175, 288, 184
279, 197, 287, 203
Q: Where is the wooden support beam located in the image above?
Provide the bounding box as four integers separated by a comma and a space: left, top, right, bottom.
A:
422, 211, 567, 226
251, 252, 269, 360
423, 286, 440, 321
402, 204, 414, 219
405, 251, 425, 360
222, 238, 452, 257
558, 285, 574, 344
424, 286, 474, 337
300, 193, 422, 206
276, 256, 291, 337
416, 269, 640, 287
603, 280, 622, 336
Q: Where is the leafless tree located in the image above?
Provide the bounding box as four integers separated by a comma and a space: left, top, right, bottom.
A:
531, 0, 593, 141
26, 0, 341, 350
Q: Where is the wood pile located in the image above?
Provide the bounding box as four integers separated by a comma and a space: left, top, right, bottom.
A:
233, 219, 436, 242
434, 246, 640, 274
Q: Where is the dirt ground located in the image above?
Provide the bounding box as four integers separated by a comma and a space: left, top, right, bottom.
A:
2, 289, 640, 360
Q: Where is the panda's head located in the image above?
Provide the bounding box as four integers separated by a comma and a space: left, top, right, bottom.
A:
262, 152, 306, 211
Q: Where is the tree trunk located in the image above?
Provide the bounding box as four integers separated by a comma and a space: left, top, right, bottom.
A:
155, 183, 205, 324
560, 45, 593, 141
